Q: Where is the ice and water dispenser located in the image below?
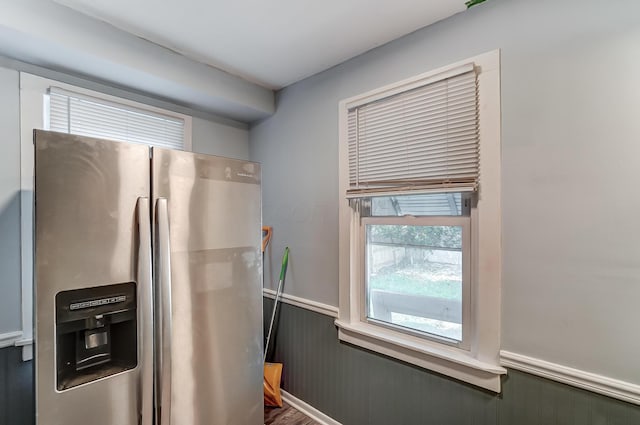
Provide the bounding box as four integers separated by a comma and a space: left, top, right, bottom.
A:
55, 282, 137, 390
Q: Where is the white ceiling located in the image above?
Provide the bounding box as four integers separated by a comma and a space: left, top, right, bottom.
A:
52, 0, 466, 89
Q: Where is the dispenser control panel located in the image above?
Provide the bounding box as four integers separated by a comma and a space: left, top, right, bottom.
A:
69, 295, 126, 311
55, 282, 137, 391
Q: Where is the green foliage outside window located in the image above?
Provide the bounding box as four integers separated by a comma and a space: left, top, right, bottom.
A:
368, 225, 462, 250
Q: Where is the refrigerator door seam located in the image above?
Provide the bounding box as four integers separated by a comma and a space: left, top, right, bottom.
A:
155, 198, 173, 425
137, 197, 153, 425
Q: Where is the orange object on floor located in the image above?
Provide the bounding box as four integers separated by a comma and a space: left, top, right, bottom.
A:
263, 362, 283, 407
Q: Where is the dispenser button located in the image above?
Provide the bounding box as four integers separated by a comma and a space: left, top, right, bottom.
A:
85, 331, 108, 349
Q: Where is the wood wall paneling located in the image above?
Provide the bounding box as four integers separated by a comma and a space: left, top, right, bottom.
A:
264, 297, 640, 425
0, 346, 34, 425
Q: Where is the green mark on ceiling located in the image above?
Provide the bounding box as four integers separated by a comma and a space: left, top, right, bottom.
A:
465, 0, 487, 8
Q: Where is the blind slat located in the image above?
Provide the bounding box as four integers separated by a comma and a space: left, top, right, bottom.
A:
357, 122, 478, 147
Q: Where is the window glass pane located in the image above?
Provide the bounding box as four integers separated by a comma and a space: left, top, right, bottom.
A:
366, 224, 463, 341
370, 193, 468, 217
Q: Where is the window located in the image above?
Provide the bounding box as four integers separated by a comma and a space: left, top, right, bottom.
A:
361, 193, 472, 348
47, 88, 187, 150
336, 50, 504, 392
16, 73, 192, 361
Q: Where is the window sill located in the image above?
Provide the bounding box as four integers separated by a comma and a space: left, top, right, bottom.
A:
335, 319, 506, 392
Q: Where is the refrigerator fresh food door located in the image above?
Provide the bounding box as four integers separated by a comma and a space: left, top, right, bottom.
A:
151, 147, 263, 425
34, 131, 153, 425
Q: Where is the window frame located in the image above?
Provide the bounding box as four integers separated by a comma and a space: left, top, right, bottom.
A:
17, 72, 192, 360
336, 50, 505, 392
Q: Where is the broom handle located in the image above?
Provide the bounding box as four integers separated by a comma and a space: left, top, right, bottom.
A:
264, 247, 289, 362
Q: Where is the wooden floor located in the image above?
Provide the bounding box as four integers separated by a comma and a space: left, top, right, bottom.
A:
264, 402, 321, 425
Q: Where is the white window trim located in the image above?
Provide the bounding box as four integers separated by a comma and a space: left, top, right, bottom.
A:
336, 50, 505, 392
16, 72, 192, 360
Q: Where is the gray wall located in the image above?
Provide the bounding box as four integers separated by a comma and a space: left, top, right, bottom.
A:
265, 298, 640, 425
0, 67, 22, 335
192, 117, 249, 160
250, 0, 640, 389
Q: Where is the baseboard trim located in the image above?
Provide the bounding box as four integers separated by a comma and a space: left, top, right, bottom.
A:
500, 350, 640, 405
280, 389, 342, 425
263, 289, 339, 318
0, 331, 23, 349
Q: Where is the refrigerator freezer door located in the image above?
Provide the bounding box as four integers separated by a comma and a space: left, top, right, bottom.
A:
152, 148, 263, 425
34, 131, 152, 425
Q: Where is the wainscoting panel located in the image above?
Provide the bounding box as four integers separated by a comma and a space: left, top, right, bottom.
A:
0, 346, 34, 425
264, 298, 497, 425
264, 298, 640, 425
499, 367, 640, 425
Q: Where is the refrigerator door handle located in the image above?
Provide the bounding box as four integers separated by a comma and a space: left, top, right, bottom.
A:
137, 197, 153, 425
155, 198, 173, 425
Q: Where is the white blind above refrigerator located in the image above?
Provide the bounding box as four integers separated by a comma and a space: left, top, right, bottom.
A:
48, 88, 185, 150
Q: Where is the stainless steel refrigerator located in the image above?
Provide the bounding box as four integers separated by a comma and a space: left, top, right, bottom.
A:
33, 130, 263, 425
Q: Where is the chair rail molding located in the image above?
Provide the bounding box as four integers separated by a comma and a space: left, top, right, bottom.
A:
500, 350, 640, 405
0, 331, 22, 349
262, 288, 339, 318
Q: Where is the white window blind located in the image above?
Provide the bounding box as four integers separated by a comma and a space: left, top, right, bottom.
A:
48, 88, 185, 150
347, 66, 479, 196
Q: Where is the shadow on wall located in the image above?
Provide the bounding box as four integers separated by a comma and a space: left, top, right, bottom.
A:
0, 192, 34, 423
0, 191, 22, 334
